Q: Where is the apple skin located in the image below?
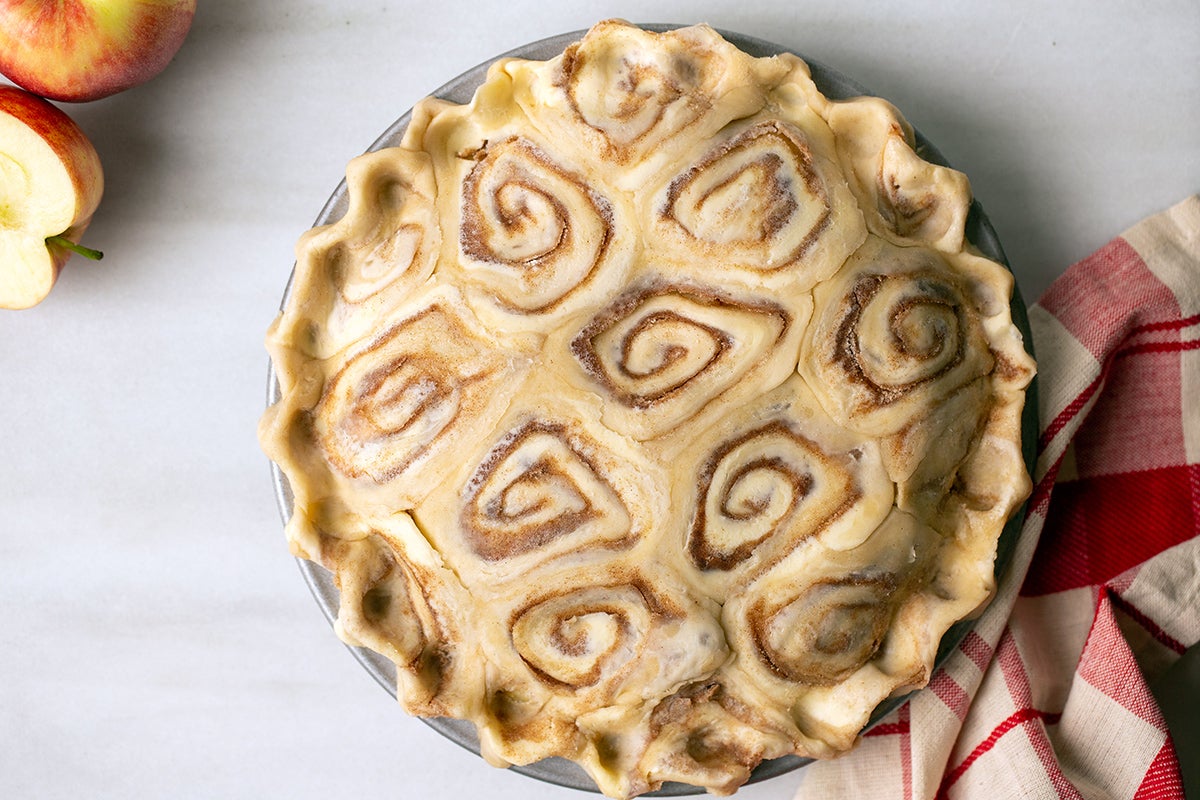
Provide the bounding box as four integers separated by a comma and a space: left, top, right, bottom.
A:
0, 84, 104, 309
0, 0, 196, 102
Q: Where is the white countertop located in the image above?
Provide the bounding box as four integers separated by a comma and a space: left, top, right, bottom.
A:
3, 2, 1197, 798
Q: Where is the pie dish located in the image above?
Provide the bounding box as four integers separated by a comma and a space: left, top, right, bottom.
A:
260, 21, 1037, 798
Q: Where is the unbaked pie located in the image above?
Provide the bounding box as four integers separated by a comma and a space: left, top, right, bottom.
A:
259, 20, 1035, 798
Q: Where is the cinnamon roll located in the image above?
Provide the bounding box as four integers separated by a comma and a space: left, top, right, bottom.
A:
457, 419, 634, 563
455, 136, 618, 313
298, 288, 528, 511
568, 281, 806, 440
407, 92, 636, 332
506, 20, 793, 189
411, 382, 663, 583
673, 375, 893, 589
800, 237, 1000, 438
501, 573, 722, 707
261, 19, 1035, 799
472, 563, 727, 795
512, 583, 653, 689
753, 573, 900, 685
722, 510, 944, 751
648, 119, 866, 293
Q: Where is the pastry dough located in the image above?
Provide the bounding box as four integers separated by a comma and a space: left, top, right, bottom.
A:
260, 20, 1035, 798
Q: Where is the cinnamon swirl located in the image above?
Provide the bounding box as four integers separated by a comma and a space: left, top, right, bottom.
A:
567, 281, 805, 440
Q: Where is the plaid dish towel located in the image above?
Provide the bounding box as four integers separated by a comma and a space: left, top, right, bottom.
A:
795, 195, 1200, 800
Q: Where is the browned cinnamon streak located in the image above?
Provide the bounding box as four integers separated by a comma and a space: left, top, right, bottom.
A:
529, 603, 632, 688
610, 62, 682, 121
617, 309, 730, 383
875, 123, 937, 236
571, 283, 791, 408
647, 681, 723, 736
459, 136, 614, 312
357, 357, 453, 430
662, 121, 832, 268
880, 174, 937, 238
749, 572, 899, 685
832, 272, 968, 405
460, 420, 633, 561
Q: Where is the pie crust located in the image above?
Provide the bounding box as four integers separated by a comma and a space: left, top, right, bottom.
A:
260, 20, 1035, 798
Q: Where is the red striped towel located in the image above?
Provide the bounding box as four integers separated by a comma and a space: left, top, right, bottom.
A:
795, 196, 1200, 800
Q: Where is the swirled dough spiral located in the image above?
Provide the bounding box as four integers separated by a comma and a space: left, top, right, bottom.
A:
648, 119, 867, 294
407, 90, 636, 333
722, 510, 944, 750
260, 19, 1035, 799
567, 281, 806, 440
507, 21, 793, 190
800, 237, 1000, 437
457, 137, 615, 312
410, 375, 663, 585
673, 375, 893, 594
664, 122, 833, 268
456, 419, 634, 564
317, 297, 516, 486
512, 584, 651, 688
469, 561, 727, 795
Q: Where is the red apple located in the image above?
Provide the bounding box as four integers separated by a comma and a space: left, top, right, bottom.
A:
0, 0, 196, 103
0, 85, 103, 309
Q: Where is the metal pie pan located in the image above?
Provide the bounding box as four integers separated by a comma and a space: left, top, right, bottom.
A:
267, 24, 1039, 796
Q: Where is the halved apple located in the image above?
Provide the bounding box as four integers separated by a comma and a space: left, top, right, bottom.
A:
0, 84, 103, 309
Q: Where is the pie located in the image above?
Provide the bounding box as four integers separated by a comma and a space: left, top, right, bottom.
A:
259, 20, 1035, 798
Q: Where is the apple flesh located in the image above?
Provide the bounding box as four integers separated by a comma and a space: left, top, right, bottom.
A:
0, 0, 196, 102
0, 85, 103, 309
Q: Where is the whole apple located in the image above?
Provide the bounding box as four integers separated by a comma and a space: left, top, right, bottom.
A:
0, 85, 104, 309
0, 0, 196, 102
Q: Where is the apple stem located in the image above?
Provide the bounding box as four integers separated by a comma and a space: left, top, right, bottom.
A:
46, 235, 103, 261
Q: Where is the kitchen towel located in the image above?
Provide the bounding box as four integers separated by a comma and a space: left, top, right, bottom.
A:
796, 195, 1200, 800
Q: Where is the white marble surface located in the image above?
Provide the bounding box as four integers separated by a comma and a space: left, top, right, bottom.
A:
2, 1, 1197, 798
